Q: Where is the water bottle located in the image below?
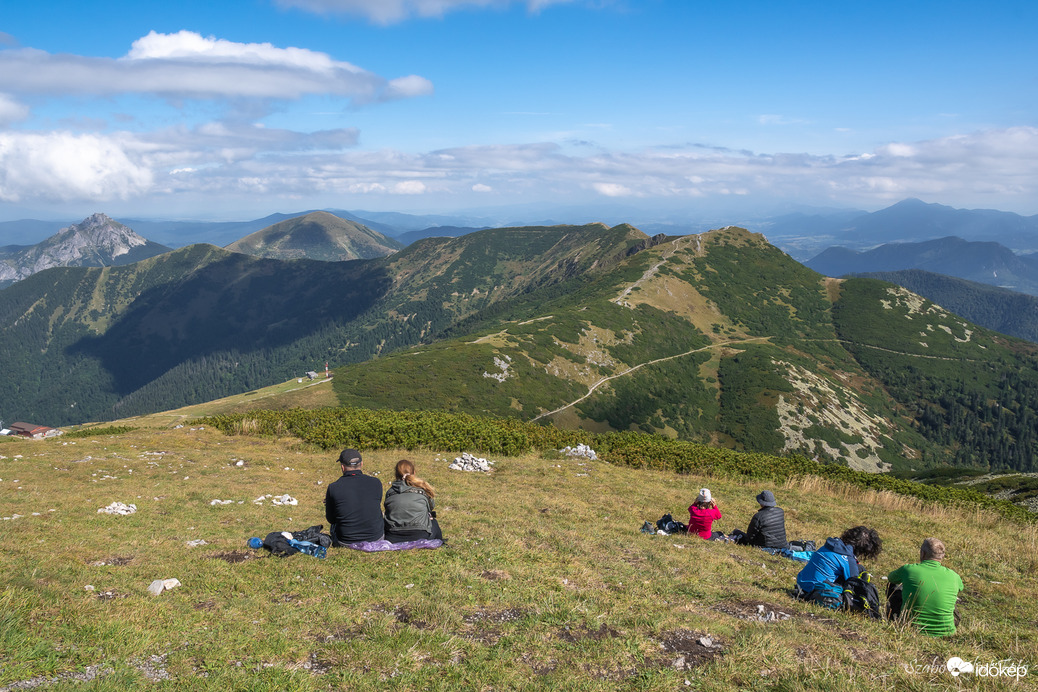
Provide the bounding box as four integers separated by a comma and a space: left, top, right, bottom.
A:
247, 537, 263, 549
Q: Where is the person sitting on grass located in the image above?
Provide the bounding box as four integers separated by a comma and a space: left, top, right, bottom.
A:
687, 488, 723, 540
794, 526, 883, 608
325, 448, 384, 546
383, 459, 444, 544
736, 490, 788, 549
887, 537, 964, 636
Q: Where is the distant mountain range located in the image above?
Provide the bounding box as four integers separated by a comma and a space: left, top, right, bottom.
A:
0, 213, 170, 289
806, 235, 1038, 296
224, 211, 402, 261
5, 197, 1037, 256
763, 198, 1038, 260
4, 222, 1038, 476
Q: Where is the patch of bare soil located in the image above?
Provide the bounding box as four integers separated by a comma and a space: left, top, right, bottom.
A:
394, 606, 431, 630
208, 550, 255, 563
462, 607, 529, 644
284, 653, 331, 675
556, 623, 620, 643
463, 607, 528, 625
316, 626, 363, 644
713, 599, 795, 623
480, 569, 511, 581
655, 629, 725, 672
194, 599, 217, 611
89, 556, 133, 566
521, 657, 557, 676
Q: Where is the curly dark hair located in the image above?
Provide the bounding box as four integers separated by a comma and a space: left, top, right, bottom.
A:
840, 525, 883, 560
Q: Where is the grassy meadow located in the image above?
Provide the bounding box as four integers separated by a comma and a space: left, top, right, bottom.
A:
1, 423, 1036, 691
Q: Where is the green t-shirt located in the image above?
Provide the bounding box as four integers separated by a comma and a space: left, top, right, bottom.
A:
887, 560, 964, 636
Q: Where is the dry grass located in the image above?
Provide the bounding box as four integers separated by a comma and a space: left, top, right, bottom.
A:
0, 427, 1035, 690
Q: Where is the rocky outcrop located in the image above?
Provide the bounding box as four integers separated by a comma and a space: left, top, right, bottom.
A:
0, 213, 169, 287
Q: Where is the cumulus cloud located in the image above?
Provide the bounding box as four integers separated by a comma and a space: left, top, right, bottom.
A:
0, 31, 431, 103
275, 0, 574, 24
0, 131, 153, 202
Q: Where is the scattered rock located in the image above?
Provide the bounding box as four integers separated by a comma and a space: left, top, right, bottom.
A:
657, 629, 725, 671
147, 578, 181, 596
449, 452, 495, 472
210, 499, 233, 506
252, 494, 297, 506
186, 539, 208, 547
714, 600, 793, 623
559, 444, 598, 460
98, 502, 137, 515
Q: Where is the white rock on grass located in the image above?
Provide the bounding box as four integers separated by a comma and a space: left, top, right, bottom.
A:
98, 502, 137, 515
147, 578, 182, 596
186, 539, 208, 547
449, 452, 495, 472
210, 499, 233, 506
560, 444, 598, 460
252, 494, 298, 506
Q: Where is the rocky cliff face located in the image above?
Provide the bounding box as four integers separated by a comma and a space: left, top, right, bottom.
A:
0, 213, 169, 287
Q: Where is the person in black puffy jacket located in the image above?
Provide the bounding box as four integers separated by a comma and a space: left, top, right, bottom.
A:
738, 490, 788, 549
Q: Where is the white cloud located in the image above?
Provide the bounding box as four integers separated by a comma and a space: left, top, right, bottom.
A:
392, 180, 427, 194
2, 124, 1036, 214
274, 0, 575, 24
592, 182, 633, 197
0, 32, 430, 103
0, 93, 29, 124
0, 132, 153, 202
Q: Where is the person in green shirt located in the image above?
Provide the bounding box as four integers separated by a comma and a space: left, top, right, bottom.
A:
886, 537, 964, 636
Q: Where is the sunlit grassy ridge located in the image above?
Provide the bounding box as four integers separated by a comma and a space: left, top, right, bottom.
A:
2, 412, 1035, 691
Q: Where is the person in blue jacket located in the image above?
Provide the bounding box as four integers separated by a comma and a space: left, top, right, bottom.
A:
794, 526, 882, 608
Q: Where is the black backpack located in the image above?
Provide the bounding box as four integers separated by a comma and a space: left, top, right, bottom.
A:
842, 571, 881, 619
655, 514, 688, 534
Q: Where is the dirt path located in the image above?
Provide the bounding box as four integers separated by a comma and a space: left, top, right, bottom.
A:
532, 335, 986, 422
532, 336, 770, 421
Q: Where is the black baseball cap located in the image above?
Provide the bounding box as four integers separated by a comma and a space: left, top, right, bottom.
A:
338, 448, 362, 466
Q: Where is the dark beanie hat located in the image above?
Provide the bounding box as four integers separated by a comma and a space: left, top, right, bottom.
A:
338, 448, 362, 466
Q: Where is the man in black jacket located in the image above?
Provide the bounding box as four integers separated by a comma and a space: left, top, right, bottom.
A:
739, 490, 788, 549
324, 448, 384, 546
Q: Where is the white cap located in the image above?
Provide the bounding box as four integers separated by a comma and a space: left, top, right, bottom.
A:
696, 488, 712, 503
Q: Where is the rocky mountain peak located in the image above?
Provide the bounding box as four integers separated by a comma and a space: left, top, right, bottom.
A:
0, 213, 169, 288
60, 213, 148, 255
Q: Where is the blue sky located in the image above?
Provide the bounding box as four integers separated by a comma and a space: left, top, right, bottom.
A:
1, 0, 1036, 221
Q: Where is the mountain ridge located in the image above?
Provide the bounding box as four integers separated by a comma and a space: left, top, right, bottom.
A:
224, 211, 402, 261
0, 213, 171, 289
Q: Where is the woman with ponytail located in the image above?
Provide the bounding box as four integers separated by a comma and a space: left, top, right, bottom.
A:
383, 459, 444, 543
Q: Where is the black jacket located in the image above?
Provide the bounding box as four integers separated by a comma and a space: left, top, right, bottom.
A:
325, 470, 384, 545
744, 506, 787, 549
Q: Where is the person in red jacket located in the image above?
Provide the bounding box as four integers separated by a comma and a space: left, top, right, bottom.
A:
687, 488, 723, 540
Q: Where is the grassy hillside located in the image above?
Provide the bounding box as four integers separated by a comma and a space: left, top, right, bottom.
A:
1, 417, 1034, 691
0, 224, 646, 428
225, 211, 403, 261
330, 228, 1038, 474
849, 269, 1038, 343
